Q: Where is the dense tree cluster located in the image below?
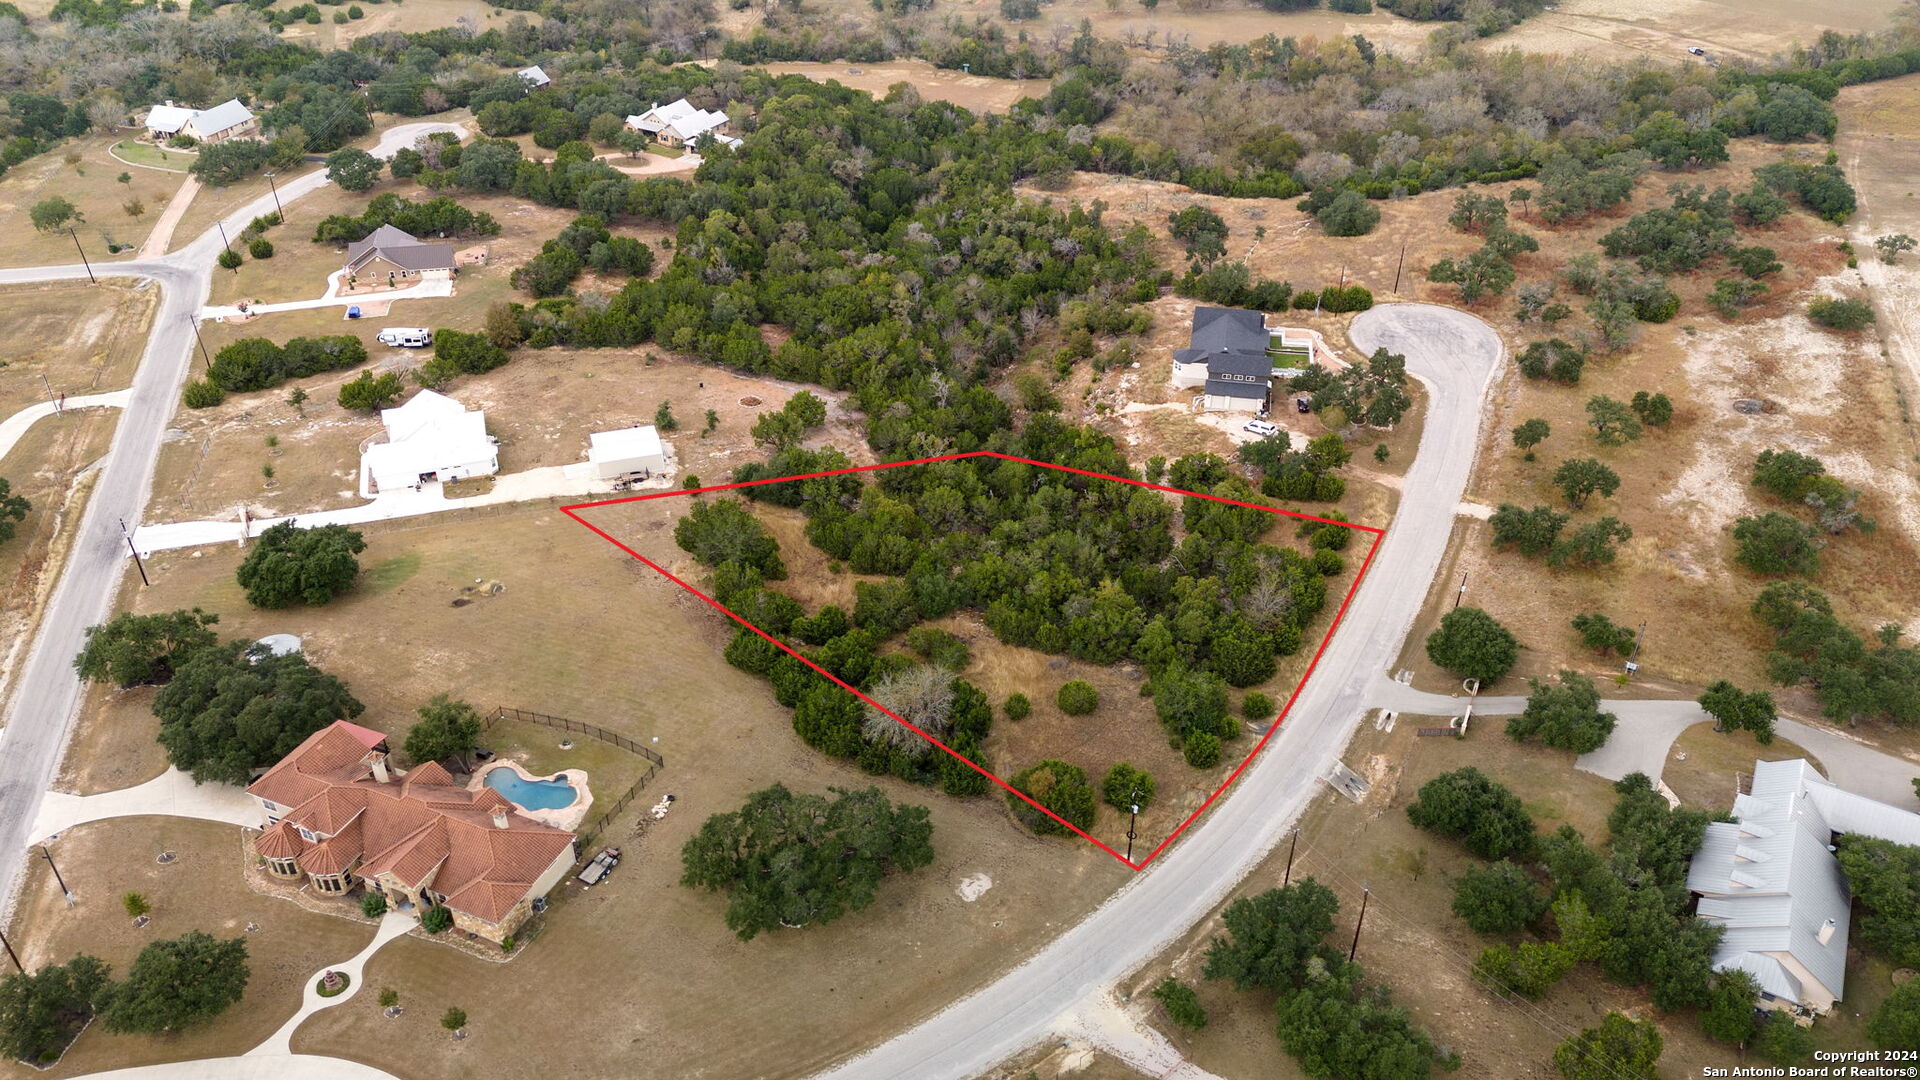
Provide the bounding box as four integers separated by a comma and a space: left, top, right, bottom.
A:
198, 335, 368, 397
1835, 837, 1920, 968
1424, 607, 1519, 685
153, 641, 364, 784
314, 193, 500, 246
235, 521, 366, 608
1750, 581, 1920, 725
1406, 766, 1535, 860
72, 608, 220, 687
1006, 758, 1097, 835
1752, 449, 1871, 535
680, 784, 933, 940
1506, 670, 1615, 754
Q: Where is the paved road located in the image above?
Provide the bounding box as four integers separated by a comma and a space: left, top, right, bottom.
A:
812, 303, 1506, 1080
0, 122, 463, 924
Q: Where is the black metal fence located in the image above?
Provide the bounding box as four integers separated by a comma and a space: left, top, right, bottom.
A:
487, 706, 665, 860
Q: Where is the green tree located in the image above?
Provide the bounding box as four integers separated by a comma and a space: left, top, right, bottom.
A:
1473, 940, 1575, 999
1547, 516, 1633, 570
29, 196, 81, 232
1427, 247, 1516, 304
152, 642, 364, 784
1450, 860, 1545, 934
325, 147, 380, 192
1708, 276, 1766, 318
1201, 879, 1340, 992
235, 521, 367, 608
1424, 607, 1520, 685
403, 695, 484, 770
1507, 671, 1615, 754
1553, 458, 1621, 508
1150, 977, 1207, 1030
1553, 1013, 1661, 1080
680, 784, 935, 940
1728, 245, 1783, 278
1405, 767, 1535, 860
121, 892, 150, 918
1699, 970, 1760, 1047
1868, 978, 1920, 1051
441, 1005, 466, 1032
1242, 691, 1274, 720
0, 956, 111, 1065
1584, 395, 1642, 446
1152, 664, 1230, 739
1056, 680, 1099, 715
72, 608, 220, 687
1571, 612, 1637, 656
101, 932, 248, 1034
1697, 681, 1776, 743
1733, 512, 1822, 577
1511, 419, 1550, 450
1183, 730, 1222, 768
674, 498, 786, 579
217, 248, 242, 271
1754, 1009, 1815, 1064
1316, 189, 1380, 236
1489, 504, 1567, 557
0, 476, 29, 546
1101, 763, 1155, 812
1275, 961, 1444, 1079
1629, 391, 1672, 427
1007, 759, 1097, 835
1835, 837, 1920, 967
655, 400, 679, 432
1875, 233, 1918, 264
337, 370, 403, 411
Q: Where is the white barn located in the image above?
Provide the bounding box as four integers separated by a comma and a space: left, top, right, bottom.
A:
588, 425, 668, 479
361, 390, 498, 493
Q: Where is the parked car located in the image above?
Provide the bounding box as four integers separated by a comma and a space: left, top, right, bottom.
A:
1686, 46, 1707, 56
376, 327, 433, 348
1295, 397, 1312, 414
1244, 419, 1280, 438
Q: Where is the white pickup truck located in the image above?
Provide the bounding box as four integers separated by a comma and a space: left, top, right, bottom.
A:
376, 327, 433, 348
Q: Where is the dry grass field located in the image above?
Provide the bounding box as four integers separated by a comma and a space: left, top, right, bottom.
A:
1, 818, 374, 1078
1492, 0, 1904, 65
0, 134, 187, 268
86, 502, 1140, 1080
0, 280, 156, 416
705, 59, 1053, 113
1125, 719, 1747, 1079
269, 0, 512, 52
1661, 724, 1819, 814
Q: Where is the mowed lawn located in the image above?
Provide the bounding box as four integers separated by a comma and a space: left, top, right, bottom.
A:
110, 504, 1134, 1079
2, 818, 373, 1078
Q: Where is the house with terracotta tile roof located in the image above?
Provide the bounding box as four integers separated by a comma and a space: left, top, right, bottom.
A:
247, 720, 576, 943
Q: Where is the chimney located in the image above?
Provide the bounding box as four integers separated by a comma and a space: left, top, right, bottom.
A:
369, 753, 389, 784
491, 807, 510, 830
1817, 918, 1837, 946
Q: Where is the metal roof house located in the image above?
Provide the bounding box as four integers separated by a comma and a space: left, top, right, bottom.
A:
1688, 758, 1920, 1018
624, 98, 738, 149
587, 425, 668, 479
517, 65, 551, 89
145, 99, 259, 145
360, 390, 498, 494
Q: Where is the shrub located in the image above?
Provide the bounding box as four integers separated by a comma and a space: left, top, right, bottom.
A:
247, 237, 274, 259
1003, 692, 1031, 721
1451, 861, 1545, 935
182, 379, 225, 409
1182, 729, 1222, 768
1316, 189, 1380, 236
338, 371, 403, 411
1807, 297, 1875, 331
1152, 977, 1208, 1030
360, 891, 387, 917
421, 905, 452, 933
1406, 767, 1534, 860
216, 248, 242, 270
1056, 680, 1099, 715
1101, 763, 1155, 812
1242, 691, 1274, 720
1007, 759, 1097, 835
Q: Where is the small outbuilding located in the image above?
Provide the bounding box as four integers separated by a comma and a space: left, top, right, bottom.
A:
587, 425, 668, 479
254, 633, 303, 658
518, 65, 551, 89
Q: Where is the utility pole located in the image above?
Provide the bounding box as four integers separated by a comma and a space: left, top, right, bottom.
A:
1348, 888, 1370, 962
1392, 236, 1407, 294
42, 846, 73, 908
1453, 569, 1468, 611
41, 372, 60, 413
1625, 621, 1648, 679
1283, 828, 1299, 886
187, 314, 211, 367
264, 172, 284, 220
119, 518, 150, 587
217, 220, 232, 254
0, 926, 20, 972
67, 228, 95, 284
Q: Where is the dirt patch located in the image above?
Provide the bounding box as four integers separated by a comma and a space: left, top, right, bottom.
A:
0, 280, 156, 417
1663, 724, 1822, 814
1487, 0, 1901, 64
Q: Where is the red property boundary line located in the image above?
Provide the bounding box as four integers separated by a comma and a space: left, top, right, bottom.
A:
560, 450, 1384, 871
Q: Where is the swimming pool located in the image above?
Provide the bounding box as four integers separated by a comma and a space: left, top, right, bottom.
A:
484, 768, 578, 811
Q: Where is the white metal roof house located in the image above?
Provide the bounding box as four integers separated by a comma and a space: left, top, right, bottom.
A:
587, 425, 668, 479
517, 65, 551, 89
361, 390, 498, 494
143, 103, 197, 139
624, 98, 734, 149
1688, 758, 1920, 1018
176, 99, 260, 145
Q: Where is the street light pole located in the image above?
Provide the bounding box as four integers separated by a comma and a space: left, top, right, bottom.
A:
41, 846, 73, 908
264, 171, 283, 219
1124, 789, 1141, 863
1453, 569, 1468, 611
67, 228, 95, 284
119, 518, 150, 587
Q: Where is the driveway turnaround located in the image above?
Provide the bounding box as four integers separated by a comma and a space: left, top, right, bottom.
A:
29, 767, 259, 844
0, 122, 467, 925
810, 303, 1507, 1080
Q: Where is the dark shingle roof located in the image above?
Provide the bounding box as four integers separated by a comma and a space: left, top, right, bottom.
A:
344, 224, 456, 273
1189, 307, 1269, 354
1205, 377, 1270, 400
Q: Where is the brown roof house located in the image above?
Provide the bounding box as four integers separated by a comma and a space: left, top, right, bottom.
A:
342, 225, 457, 288
247, 721, 576, 943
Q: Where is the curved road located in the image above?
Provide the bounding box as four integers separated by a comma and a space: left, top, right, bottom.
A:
0, 122, 463, 922
813, 303, 1507, 1079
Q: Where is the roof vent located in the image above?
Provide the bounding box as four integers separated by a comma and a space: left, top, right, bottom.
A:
1817, 918, 1838, 946
491, 807, 510, 830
